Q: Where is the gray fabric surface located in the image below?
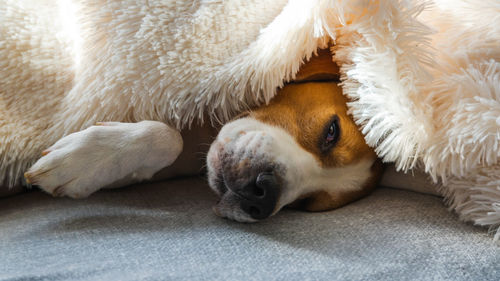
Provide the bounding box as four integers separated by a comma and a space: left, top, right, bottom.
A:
1, 177, 498, 281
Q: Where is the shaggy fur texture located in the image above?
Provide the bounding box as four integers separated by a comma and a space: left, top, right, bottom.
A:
335, 0, 500, 240
1, 0, 499, 238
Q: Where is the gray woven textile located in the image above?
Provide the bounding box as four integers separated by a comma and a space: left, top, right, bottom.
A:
1, 178, 499, 281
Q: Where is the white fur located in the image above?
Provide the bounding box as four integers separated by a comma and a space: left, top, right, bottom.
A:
208, 117, 374, 222
332, 0, 500, 240
25, 121, 182, 198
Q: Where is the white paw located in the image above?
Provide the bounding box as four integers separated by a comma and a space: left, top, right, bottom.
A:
25, 121, 182, 198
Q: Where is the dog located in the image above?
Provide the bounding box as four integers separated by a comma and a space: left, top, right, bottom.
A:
206, 49, 383, 221
22, 48, 382, 221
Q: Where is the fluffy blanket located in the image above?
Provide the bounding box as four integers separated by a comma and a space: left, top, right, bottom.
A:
1, 0, 499, 239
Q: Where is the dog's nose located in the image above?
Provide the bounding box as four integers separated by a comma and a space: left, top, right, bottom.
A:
228, 171, 280, 220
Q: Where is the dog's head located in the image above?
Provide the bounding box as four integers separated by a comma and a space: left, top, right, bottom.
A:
207, 49, 382, 222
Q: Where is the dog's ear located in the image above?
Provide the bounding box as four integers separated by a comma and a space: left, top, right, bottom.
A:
294, 48, 339, 83
287, 189, 370, 211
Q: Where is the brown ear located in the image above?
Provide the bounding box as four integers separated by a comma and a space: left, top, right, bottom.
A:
294, 48, 340, 83
288, 189, 371, 212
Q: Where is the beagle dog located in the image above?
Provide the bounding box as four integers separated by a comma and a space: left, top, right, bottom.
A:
24, 49, 382, 221
207, 49, 383, 221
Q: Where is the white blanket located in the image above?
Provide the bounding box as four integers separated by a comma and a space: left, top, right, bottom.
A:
1, 0, 499, 239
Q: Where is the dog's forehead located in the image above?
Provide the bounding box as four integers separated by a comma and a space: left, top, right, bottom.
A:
269, 82, 347, 109
294, 48, 340, 83
249, 82, 348, 130
249, 47, 344, 124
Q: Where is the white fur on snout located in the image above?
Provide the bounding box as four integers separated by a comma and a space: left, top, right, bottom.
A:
207, 117, 375, 221
26, 121, 183, 198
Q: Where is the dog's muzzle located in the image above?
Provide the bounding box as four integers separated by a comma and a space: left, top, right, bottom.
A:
207, 119, 287, 222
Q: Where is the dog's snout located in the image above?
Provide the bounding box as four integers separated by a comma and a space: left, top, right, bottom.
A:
208, 124, 287, 222
230, 171, 280, 220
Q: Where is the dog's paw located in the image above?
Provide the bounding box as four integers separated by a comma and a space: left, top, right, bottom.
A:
25, 121, 182, 198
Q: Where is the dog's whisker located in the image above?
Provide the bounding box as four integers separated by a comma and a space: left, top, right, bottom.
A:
195, 151, 208, 157
198, 142, 212, 147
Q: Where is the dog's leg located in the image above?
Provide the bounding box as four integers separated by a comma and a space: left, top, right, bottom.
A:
24, 121, 182, 198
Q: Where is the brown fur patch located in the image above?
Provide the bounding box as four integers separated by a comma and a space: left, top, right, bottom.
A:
294, 48, 340, 82
250, 82, 376, 168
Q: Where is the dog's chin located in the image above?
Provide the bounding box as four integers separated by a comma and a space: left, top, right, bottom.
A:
207, 171, 257, 223
208, 169, 285, 223
212, 190, 258, 223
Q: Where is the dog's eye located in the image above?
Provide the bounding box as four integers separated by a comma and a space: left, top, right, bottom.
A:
320, 116, 340, 153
